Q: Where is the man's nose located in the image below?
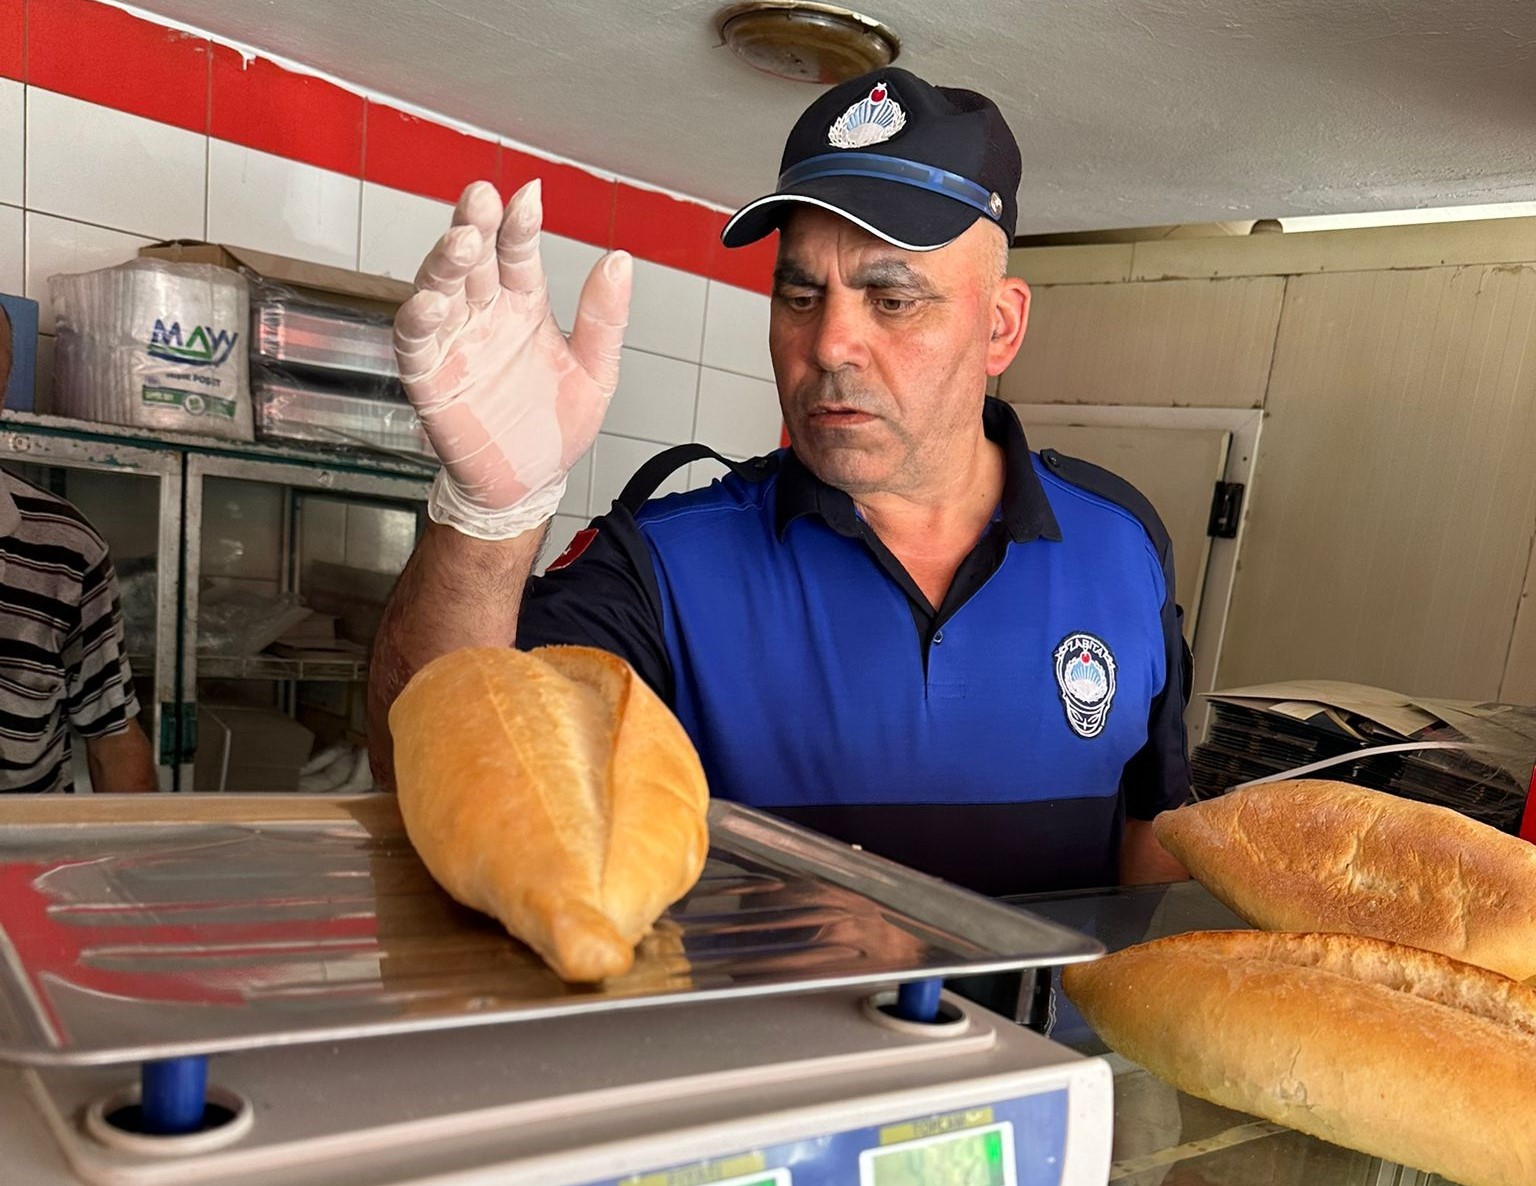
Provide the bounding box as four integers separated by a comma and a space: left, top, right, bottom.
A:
810, 294, 867, 372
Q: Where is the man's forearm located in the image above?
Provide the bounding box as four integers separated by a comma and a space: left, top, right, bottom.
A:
1119, 815, 1190, 885
85, 718, 158, 792
367, 520, 548, 789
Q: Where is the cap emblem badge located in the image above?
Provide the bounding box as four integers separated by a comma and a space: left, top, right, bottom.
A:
828, 82, 907, 149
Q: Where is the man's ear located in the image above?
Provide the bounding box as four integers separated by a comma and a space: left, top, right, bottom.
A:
986, 276, 1030, 376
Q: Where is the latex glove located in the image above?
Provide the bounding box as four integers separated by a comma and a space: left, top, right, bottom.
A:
394, 179, 632, 540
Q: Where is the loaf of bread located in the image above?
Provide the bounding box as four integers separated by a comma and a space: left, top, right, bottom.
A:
390, 645, 710, 983
1153, 780, 1536, 980
1062, 930, 1536, 1186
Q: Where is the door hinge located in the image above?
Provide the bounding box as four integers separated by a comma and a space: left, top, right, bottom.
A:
1207, 481, 1245, 539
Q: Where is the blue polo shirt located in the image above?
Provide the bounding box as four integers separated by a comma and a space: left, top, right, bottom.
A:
519, 398, 1191, 894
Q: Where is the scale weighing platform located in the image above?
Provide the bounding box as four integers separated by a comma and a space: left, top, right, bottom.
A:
0, 795, 1111, 1185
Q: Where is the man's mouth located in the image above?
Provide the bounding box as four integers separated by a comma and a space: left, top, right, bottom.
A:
807, 406, 877, 427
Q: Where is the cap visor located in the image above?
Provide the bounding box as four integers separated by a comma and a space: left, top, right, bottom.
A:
721, 175, 981, 252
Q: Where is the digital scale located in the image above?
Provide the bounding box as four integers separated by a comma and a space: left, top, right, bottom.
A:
0, 794, 1113, 1186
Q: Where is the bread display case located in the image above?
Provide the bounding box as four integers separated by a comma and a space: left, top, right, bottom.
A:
1015, 881, 1455, 1186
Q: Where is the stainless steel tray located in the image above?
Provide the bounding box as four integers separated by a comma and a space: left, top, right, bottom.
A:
0, 795, 1101, 1067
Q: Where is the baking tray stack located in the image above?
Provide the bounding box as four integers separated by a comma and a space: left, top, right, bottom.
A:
1192, 700, 1528, 832
251, 294, 434, 462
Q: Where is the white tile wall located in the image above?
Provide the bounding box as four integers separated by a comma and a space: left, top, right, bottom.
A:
0, 80, 22, 209
342, 502, 419, 573
702, 281, 773, 379
359, 182, 451, 281
606, 348, 699, 444
207, 139, 361, 269
299, 498, 348, 568
626, 258, 707, 362
694, 367, 782, 459
201, 477, 285, 583
0, 203, 22, 296
26, 90, 205, 243
558, 446, 594, 520
25, 212, 152, 332
684, 457, 736, 493
588, 432, 688, 515
542, 232, 606, 333
0, 60, 777, 585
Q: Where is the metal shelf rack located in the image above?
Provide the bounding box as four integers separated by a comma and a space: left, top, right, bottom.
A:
1, 411, 432, 790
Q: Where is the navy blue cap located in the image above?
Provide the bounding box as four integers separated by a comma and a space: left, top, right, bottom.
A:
722, 67, 1021, 252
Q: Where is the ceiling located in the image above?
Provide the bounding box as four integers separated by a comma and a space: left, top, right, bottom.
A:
126, 0, 1536, 235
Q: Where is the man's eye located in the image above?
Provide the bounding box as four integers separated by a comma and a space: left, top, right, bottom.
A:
777, 293, 818, 311
874, 297, 917, 314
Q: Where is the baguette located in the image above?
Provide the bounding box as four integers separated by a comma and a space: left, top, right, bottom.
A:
390, 645, 710, 983
1153, 780, 1536, 979
1062, 930, 1536, 1186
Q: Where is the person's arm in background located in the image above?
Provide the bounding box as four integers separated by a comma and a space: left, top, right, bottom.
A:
1121, 816, 1189, 884
1120, 548, 1193, 885
65, 544, 158, 792
367, 179, 631, 790
85, 719, 158, 792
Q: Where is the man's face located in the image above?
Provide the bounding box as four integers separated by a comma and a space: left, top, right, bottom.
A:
769, 208, 1016, 496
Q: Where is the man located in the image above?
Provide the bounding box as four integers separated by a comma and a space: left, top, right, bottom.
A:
0, 304, 158, 793
369, 68, 1189, 893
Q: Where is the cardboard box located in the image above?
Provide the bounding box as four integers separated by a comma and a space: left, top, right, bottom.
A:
0, 291, 39, 413
194, 704, 315, 792
139, 241, 413, 318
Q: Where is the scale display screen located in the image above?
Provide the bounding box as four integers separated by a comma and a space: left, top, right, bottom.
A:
860, 1122, 1017, 1186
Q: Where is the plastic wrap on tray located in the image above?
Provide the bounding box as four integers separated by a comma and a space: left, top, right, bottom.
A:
251, 277, 402, 394
255, 370, 435, 462
49, 259, 254, 440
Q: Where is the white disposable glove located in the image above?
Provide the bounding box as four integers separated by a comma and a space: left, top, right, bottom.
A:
393, 179, 632, 540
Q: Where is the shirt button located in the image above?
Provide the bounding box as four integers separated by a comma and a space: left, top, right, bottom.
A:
932, 630, 945, 645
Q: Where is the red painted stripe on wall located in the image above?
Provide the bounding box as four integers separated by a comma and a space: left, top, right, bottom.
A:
500, 145, 615, 249
28, 0, 210, 133
364, 102, 500, 204
0, 0, 22, 81
18, 0, 768, 291
211, 44, 363, 176
709, 218, 776, 296
611, 185, 718, 276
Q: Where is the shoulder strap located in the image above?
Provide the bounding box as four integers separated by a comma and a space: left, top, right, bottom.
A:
616, 444, 777, 516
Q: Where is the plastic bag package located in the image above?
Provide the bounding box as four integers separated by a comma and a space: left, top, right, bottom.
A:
49, 259, 254, 441
197, 586, 312, 657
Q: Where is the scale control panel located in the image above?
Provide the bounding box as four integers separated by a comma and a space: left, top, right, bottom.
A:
587, 1091, 1068, 1186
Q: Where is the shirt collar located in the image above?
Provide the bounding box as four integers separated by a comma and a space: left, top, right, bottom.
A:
774, 396, 1061, 543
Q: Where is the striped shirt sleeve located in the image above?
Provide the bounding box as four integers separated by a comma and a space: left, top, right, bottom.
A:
61, 552, 140, 738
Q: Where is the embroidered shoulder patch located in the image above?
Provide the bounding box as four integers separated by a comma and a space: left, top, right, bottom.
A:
548, 527, 597, 572
1054, 632, 1117, 739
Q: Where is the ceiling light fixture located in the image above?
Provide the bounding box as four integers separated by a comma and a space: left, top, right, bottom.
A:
717, 2, 900, 85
